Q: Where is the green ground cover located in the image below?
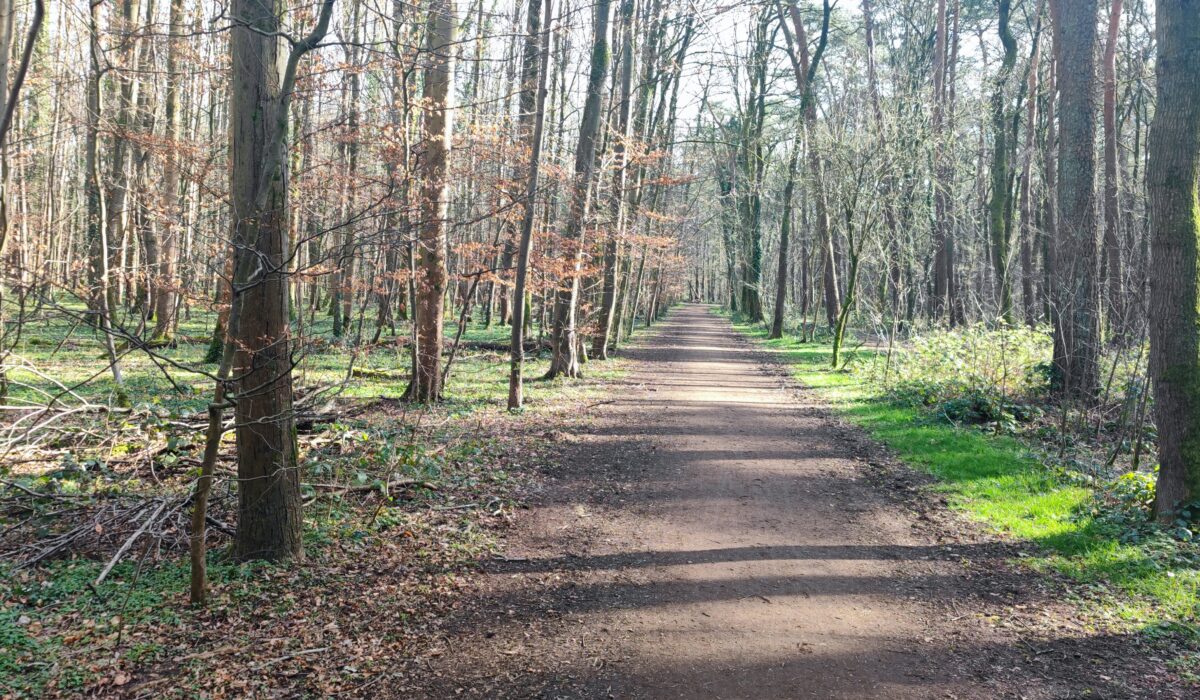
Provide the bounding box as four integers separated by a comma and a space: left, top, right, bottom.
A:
730, 314, 1199, 635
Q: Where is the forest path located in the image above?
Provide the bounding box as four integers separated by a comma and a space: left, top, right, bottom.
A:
412, 304, 1151, 699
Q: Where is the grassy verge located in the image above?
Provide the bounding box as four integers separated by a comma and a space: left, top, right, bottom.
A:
728, 315, 1199, 635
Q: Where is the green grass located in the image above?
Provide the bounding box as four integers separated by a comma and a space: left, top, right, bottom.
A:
2, 300, 600, 422
729, 315, 1199, 632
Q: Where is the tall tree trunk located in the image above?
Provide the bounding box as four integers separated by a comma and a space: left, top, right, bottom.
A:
931, 0, 953, 323
408, 0, 456, 402
227, 0, 333, 561
331, 0, 362, 340
1148, 0, 1200, 521
86, 0, 127, 404
1019, 29, 1040, 327
781, 0, 833, 330
152, 0, 184, 341
507, 0, 552, 410
545, 0, 611, 379
988, 0, 1018, 323
1102, 0, 1125, 336
106, 0, 139, 312
0, 0, 14, 402
592, 0, 634, 359
1041, 51, 1059, 323
769, 145, 800, 339
0, 0, 42, 402
1049, 0, 1100, 400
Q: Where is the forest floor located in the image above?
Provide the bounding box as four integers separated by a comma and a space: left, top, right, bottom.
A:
401, 304, 1194, 699
5, 304, 1196, 698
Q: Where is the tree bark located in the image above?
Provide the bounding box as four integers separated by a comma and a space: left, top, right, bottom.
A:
152, 0, 184, 341
987, 0, 1018, 323
408, 0, 456, 402
507, 0, 553, 410
1049, 0, 1101, 400
227, 0, 333, 561
86, 0, 127, 404
592, 0, 635, 359
769, 145, 800, 339
1102, 0, 1125, 335
545, 0, 611, 379
1019, 13, 1041, 327
1148, 0, 1200, 521
780, 0, 833, 330
931, 0, 953, 323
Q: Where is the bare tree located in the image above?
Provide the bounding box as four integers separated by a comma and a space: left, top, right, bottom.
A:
408, 0, 456, 402
509, 0, 554, 410
592, 0, 635, 359
545, 0, 611, 379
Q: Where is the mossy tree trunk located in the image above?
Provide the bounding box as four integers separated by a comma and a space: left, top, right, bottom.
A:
1148, 0, 1200, 521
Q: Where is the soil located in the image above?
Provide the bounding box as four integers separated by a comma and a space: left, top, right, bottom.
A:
396, 304, 1192, 699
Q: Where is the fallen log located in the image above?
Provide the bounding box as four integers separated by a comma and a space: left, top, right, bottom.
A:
306, 477, 438, 494
350, 367, 407, 381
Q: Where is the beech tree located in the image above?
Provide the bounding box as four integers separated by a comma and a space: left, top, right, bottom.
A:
409, 0, 456, 402
508, 0, 553, 410
545, 0, 611, 379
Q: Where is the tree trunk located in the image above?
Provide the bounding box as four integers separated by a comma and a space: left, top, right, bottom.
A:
152, 0, 184, 341
1102, 0, 1125, 336
545, 0, 611, 379
507, 0, 552, 410
592, 0, 634, 359
780, 1, 834, 332
769, 146, 799, 339
1019, 15, 1041, 327
1148, 0, 1200, 521
227, 0, 333, 561
1049, 0, 1100, 400
408, 0, 456, 402
86, 0, 127, 404
931, 0, 953, 323
988, 0, 1018, 323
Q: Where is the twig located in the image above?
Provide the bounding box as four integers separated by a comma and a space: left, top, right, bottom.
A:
252, 647, 330, 670
93, 498, 170, 589
433, 502, 478, 511
307, 477, 438, 494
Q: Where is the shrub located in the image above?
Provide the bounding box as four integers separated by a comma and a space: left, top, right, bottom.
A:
867, 323, 1053, 428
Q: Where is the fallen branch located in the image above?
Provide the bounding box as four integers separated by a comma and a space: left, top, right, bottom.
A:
433, 502, 478, 511
306, 477, 438, 494
252, 647, 330, 670
350, 367, 407, 381
93, 497, 172, 589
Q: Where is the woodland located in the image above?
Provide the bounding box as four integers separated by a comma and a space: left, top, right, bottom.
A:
1, 0, 1200, 696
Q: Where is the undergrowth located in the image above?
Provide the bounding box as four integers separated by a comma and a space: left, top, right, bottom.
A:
728, 312, 1199, 636
0, 314, 635, 697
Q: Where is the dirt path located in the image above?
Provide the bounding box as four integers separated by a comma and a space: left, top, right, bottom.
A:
407, 304, 1182, 699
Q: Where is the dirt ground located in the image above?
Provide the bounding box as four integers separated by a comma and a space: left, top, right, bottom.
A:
395, 304, 1191, 699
